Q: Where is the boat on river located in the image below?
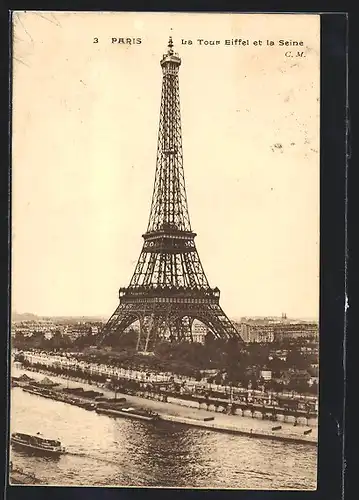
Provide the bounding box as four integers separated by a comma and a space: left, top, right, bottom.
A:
96, 406, 159, 422
11, 432, 65, 456
21, 386, 55, 399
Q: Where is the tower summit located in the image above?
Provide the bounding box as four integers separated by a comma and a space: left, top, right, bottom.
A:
100, 38, 242, 350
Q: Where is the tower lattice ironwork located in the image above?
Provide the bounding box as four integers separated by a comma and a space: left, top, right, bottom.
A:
100, 37, 243, 350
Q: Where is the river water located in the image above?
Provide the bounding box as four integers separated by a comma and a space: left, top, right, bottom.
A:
9, 380, 317, 489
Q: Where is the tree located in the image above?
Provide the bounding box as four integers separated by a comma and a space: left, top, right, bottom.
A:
308, 380, 319, 395
268, 356, 286, 375
287, 369, 311, 394
49, 331, 65, 349
73, 332, 97, 349
244, 343, 269, 367
13, 331, 26, 348
194, 371, 202, 382
30, 331, 46, 348
204, 331, 215, 346
265, 379, 282, 392
113, 328, 138, 350
286, 350, 309, 370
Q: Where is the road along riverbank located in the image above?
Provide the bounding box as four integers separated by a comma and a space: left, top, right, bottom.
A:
14, 354, 318, 426
12, 365, 317, 446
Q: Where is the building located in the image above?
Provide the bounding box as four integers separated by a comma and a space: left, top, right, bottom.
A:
11, 319, 63, 340
192, 320, 208, 344
240, 322, 274, 343
260, 370, 272, 381
63, 324, 90, 341
240, 315, 287, 325
273, 323, 319, 341
239, 316, 319, 343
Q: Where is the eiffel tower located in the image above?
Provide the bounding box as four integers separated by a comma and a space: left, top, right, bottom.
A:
100, 37, 243, 351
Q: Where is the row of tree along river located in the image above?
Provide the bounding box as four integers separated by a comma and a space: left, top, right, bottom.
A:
13, 350, 318, 426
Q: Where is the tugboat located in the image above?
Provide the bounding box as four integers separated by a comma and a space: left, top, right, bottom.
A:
11, 432, 65, 456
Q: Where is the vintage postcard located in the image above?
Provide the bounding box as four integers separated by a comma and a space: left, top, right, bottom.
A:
10, 11, 319, 489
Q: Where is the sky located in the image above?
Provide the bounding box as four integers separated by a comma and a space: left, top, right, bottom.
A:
12, 12, 320, 320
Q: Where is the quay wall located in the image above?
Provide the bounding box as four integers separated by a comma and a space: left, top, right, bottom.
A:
159, 414, 317, 446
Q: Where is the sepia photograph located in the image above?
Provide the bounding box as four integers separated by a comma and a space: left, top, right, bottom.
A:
10, 11, 319, 489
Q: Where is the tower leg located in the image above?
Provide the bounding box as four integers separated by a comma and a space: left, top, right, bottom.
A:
99, 300, 243, 348
188, 317, 195, 342
144, 329, 151, 352
144, 316, 156, 352
174, 316, 193, 342
137, 316, 146, 351
136, 325, 142, 351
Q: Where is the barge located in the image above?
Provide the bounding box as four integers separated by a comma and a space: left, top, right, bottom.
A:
96, 406, 159, 422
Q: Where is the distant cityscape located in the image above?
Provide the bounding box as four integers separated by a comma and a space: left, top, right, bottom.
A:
11, 311, 319, 394
11, 311, 319, 344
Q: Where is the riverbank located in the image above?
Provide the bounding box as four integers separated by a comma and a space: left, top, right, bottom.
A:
14, 355, 318, 425
12, 365, 317, 445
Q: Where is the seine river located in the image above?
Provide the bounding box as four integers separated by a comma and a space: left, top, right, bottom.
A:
9, 383, 317, 490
